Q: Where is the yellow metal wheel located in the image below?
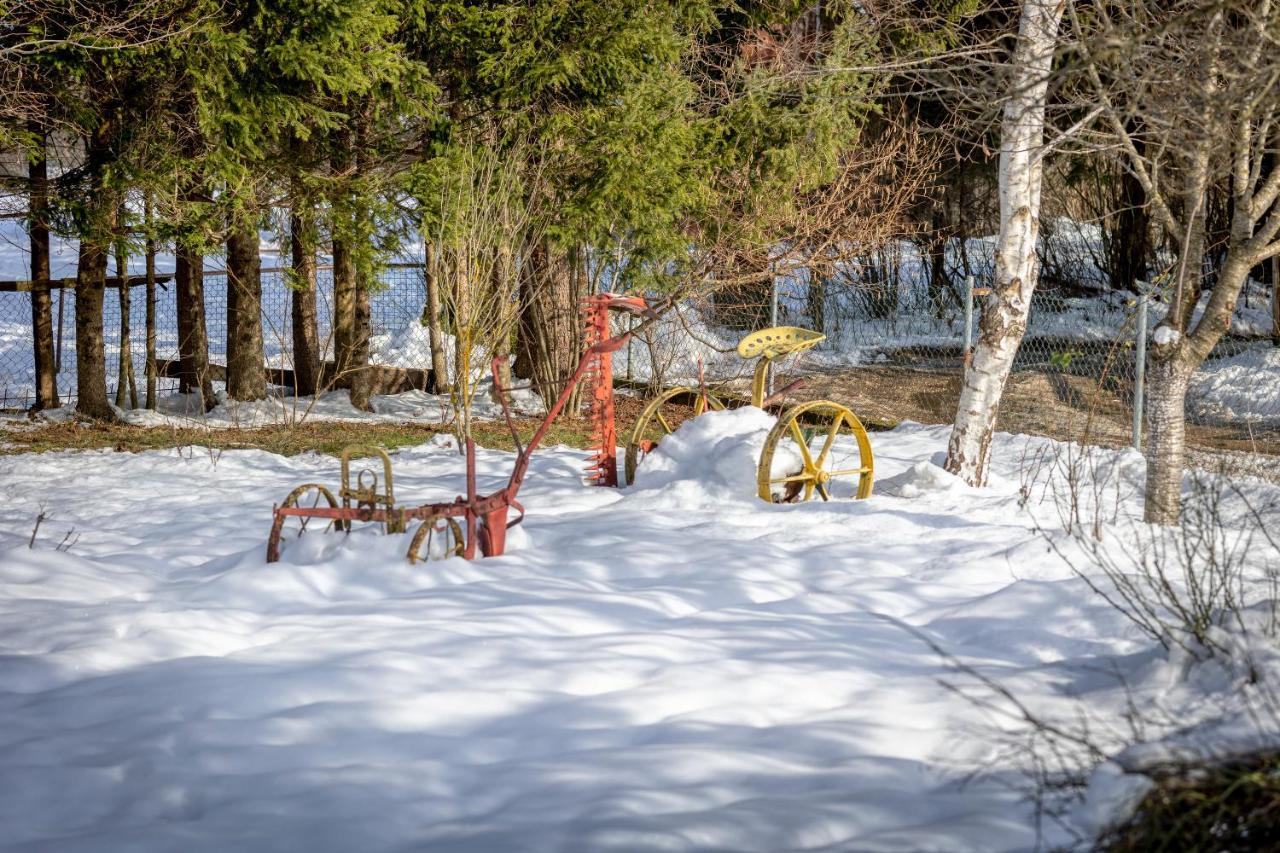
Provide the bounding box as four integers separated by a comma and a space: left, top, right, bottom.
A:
623, 387, 724, 485
756, 400, 874, 503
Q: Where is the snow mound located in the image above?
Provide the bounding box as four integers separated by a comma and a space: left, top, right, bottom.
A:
1189, 343, 1280, 423
877, 460, 972, 498
629, 407, 799, 501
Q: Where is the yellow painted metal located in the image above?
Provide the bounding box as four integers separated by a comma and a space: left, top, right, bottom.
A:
623, 386, 724, 485
756, 400, 874, 503
339, 445, 403, 533
737, 326, 825, 407
736, 326, 826, 360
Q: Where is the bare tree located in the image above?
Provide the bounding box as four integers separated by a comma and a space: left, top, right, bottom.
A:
1066, 0, 1280, 522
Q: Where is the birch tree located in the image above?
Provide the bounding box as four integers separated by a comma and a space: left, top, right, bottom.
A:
945, 0, 1066, 485
1067, 0, 1280, 522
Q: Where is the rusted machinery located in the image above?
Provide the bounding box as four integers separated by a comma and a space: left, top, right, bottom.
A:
623, 325, 875, 503
266, 293, 648, 563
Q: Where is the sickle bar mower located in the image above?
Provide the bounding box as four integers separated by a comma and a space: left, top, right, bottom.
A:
266, 293, 649, 564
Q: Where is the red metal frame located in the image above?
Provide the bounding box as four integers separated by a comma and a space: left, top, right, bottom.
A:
267, 294, 648, 563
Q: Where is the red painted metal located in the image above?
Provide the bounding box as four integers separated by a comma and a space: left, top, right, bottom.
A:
582, 294, 620, 486
267, 293, 649, 563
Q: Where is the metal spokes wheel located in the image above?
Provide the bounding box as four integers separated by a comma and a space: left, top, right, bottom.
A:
623, 387, 724, 485
266, 483, 342, 561
406, 515, 466, 564
756, 400, 874, 503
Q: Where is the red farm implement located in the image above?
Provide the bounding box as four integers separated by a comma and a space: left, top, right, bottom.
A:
265, 294, 649, 564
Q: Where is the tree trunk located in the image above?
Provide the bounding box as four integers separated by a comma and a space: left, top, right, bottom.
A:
28, 122, 59, 411
1143, 352, 1192, 524
515, 242, 578, 405
225, 220, 267, 401
175, 241, 215, 411
74, 234, 114, 419
144, 208, 157, 410
1272, 256, 1279, 347
113, 242, 135, 409
807, 270, 827, 334
350, 272, 372, 410
1109, 153, 1149, 293
423, 241, 448, 393
1143, 255, 1249, 522
289, 206, 321, 397
332, 235, 358, 379
945, 0, 1064, 485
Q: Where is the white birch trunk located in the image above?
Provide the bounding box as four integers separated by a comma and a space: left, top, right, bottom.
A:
945, 0, 1065, 485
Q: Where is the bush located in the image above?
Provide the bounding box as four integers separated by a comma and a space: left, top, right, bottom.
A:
1101, 750, 1280, 852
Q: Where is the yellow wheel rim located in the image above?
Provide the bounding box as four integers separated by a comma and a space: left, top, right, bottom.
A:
623, 387, 724, 485
756, 400, 874, 503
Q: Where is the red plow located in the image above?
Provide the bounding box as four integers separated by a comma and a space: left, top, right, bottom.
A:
266, 294, 649, 563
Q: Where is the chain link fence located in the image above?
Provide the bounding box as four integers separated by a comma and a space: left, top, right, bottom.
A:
765, 267, 1280, 472
0, 264, 429, 410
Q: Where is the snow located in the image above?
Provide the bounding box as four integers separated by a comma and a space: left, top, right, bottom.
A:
2, 419, 1277, 851
1152, 326, 1181, 346
1189, 342, 1280, 424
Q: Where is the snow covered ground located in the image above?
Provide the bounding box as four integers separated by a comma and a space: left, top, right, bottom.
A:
2, 414, 1276, 851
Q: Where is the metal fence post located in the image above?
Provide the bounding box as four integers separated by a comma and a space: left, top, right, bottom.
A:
767, 272, 779, 395
962, 275, 975, 361
1132, 292, 1148, 450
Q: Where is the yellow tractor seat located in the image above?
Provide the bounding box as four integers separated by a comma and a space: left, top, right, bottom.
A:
736, 326, 826, 361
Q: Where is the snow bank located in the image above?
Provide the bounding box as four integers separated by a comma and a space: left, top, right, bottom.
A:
2, 425, 1276, 850
1189, 343, 1280, 423
629, 408, 789, 500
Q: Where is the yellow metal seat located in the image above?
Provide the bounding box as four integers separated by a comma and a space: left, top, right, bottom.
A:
736, 326, 826, 361
738, 326, 826, 408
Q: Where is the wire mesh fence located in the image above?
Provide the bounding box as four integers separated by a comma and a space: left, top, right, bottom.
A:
0, 264, 429, 410
3, 254, 1278, 475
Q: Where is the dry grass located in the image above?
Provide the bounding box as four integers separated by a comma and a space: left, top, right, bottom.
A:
0, 396, 698, 458
1101, 750, 1280, 852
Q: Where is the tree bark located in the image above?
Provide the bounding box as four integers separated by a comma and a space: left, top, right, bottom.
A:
350, 270, 373, 410
1272, 256, 1279, 348
289, 206, 321, 397
113, 242, 136, 409
332, 235, 358, 378
175, 241, 215, 411
225, 220, 267, 401
144, 212, 157, 410
515, 242, 578, 405
74, 234, 114, 419
423, 241, 448, 393
1143, 352, 1192, 524
28, 123, 59, 411
945, 0, 1064, 485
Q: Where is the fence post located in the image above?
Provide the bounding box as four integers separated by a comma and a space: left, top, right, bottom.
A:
1132, 291, 1149, 450
962, 275, 975, 362
768, 271, 779, 396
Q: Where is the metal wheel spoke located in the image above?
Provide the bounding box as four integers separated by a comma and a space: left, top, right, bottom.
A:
788, 420, 815, 470
656, 411, 674, 435
769, 472, 815, 485
827, 466, 871, 477
814, 417, 842, 468
816, 481, 831, 501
